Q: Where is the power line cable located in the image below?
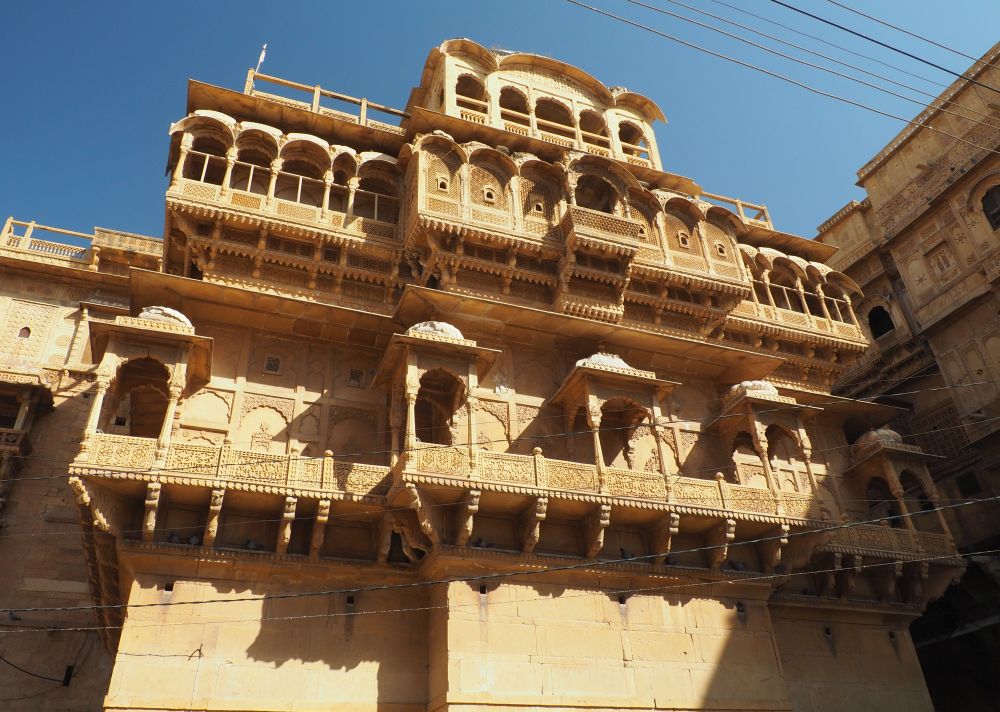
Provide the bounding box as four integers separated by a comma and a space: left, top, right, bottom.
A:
621, 0, 1000, 134
1, 491, 986, 617
561, 0, 1000, 160
3, 546, 989, 639
823, 0, 1000, 72
649, 0, 1000, 130
768, 0, 1000, 95
704, 0, 947, 88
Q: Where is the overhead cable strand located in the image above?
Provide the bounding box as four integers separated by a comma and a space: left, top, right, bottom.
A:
768, 0, 1000, 96
824, 0, 1000, 72
622, 0, 1000, 132
2, 546, 991, 637
561, 0, 1000, 160
704, 0, 946, 88
648, 0, 1000, 130
2, 491, 990, 616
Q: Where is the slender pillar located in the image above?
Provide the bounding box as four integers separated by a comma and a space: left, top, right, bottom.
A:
155, 385, 182, 463
266, 158, 282, 207
170, 134, 193, 189
761, 271, 777, 308
219, 147, 237, 198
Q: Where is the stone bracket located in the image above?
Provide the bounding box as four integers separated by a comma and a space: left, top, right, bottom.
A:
203, 488, 225, 548
401, 483, 442, 549
309, 499, 331, 559
583, 503, 611, 559
757, 523, 789, 574
453, 489, 481, 546
142, 482, 161, 542
276, 496, 297, 555
649, 511, 680, 565
707, 518, 736, 571
519, 496, 548, 554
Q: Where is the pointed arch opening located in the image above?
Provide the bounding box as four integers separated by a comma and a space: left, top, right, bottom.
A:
575, 174, 618, 214
535, 98, 576, 142
104, 358, 171, 439
414, 369, 466, 446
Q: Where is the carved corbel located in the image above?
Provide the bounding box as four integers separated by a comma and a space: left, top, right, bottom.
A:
707, 518, 736, 571
401, 483, 442, 548
757, 523, 789, 574
276, 496, 297, 555
582, 503, 611, 558
649, 511, 680, 565
519, 497, 548, 554
309, 499, 331, 559
68, 476, 124, 535
203, 488, 225, 548
817, 552, 841, 597
836, 554, 861, 598
453, 489, 481, 546
377, 507, 434, 563
874, 560, 904, 601
903, 561, 930, 603
783, 527, 836, 573
142, 482, 161, 542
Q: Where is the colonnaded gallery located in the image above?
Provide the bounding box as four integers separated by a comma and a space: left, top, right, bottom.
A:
0, 39, 972, 712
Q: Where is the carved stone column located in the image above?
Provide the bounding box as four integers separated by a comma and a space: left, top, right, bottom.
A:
266, 158, 283, 207
405, 392, 418, 452
466, 395, 479, 478
750, 423, 780, 495
170, 133, 193, 189
761, 270, 777, 308
219, 147, 237, 198
155, 385, 183, 464
588, 405, 607, 492
80, 379, 111, 456
321, 170, 333, 218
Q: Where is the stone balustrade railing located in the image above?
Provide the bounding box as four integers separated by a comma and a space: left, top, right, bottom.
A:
171, 177, 400, 239
411, 444, 826, 521
72, 433, 390, 497
825, 524, 955, 559
730, 299, 866, 344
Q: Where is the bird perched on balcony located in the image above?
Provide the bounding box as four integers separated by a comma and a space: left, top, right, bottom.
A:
167, 532, 182, 544
472, 537, 493, 549
619, 547, 634, 560
8, 610, 22, 621
245, 539, 264, 551
188, 535, 203, 546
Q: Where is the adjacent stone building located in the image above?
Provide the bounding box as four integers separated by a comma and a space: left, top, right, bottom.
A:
817, 41, 1000, 712
0, 39, 965, 712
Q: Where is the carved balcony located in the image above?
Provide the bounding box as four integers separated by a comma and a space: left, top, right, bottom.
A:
561, 206, 645, 256
168, 173, 401, 242
71, 433, 390, 501
728, 299, 868, 349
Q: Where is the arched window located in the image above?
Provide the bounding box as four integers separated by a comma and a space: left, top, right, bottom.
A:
574, 174, 618, 214
183, 136, 228, 185
355, 171, 399, 223
579, 110, 610, 152
455, 75, 488, 120
499, 87, 530, 128
983, 185, 1000, 230
105, 358, 171, 439
618, 122, 649, 160
414, 369, 465, 445
535, 98, 575, 141
866, 477, 902, 527
868, 306, 895, 339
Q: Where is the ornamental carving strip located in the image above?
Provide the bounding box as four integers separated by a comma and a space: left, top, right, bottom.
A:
241, 392, 294, 422
328, 405, 378, 430
479, 399, 510, 439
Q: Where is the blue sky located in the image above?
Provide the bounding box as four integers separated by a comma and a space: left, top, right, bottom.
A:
3, 1, 998, 239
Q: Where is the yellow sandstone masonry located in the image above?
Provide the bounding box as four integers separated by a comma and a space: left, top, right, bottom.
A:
0, 36, 981, 712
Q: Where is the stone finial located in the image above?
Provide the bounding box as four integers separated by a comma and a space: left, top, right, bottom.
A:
576, 352, 632, 370
851, 428, 904, 456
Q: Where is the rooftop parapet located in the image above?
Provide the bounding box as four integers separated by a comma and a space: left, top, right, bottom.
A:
0, 217, 162, 277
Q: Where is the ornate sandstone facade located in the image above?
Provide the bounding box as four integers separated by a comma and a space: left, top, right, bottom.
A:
817, 41, 1000, 711
0, 39, 962, 712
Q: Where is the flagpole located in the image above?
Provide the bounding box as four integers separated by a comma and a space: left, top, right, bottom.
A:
254, 43, 267, 75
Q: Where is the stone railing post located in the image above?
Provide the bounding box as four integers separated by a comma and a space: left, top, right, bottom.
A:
533, 446, 546, 488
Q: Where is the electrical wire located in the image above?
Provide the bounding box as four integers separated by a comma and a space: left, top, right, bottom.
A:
621, 0, 1000, 134
768, 0, 1000, 95
0, 541, 991, 638
649, 0, 1000, 130
561, 0, 1000, 161
823, 0, 1000, 73
704, 0, 947, 88
0, 491, 989, 618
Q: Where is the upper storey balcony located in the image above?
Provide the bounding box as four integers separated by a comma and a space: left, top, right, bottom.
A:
415, 39, 665, 170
